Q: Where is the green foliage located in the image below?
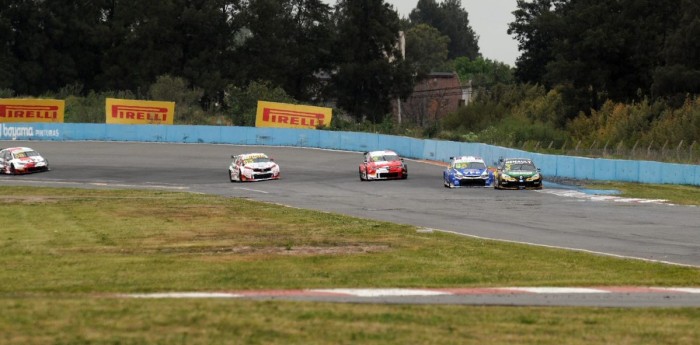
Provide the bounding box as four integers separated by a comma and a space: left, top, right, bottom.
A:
405, 24, 451, 76
331, 0, 414, 123
64, 90, 136, 123
454, 57, 515, 89
224, 80, 295, 126
510, 0, 683, 112
409, 0, 479, 60
149, 75, 205, 125
235, 0, 334, 102
652, 0, 700, 101
0, 89, 15, 98
440, 83, 568, 146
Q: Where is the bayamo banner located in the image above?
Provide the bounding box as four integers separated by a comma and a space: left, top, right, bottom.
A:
255, 101, 332, 129
0, 99, 64, 123
0, 123, 61, 139
106, 98, 175, 125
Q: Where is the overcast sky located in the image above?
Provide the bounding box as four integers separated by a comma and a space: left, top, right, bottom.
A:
322, 0, 520, 66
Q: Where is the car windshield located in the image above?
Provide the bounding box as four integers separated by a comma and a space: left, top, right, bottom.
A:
372, 154, 399, 162
506, 162, 536, 171
454, 162, 485, 169
14, 151, 38, 158
244, 157, 271, 164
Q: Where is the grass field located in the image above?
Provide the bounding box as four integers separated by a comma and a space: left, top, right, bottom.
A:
1, 185, 699, 344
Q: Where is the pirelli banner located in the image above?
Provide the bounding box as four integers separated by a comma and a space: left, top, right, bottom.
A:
0, 99, 65, 123
255, 101, 332, 129
106, 98, 175, 125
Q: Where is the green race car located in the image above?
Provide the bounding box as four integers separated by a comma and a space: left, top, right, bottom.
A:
493, 158, 543, 190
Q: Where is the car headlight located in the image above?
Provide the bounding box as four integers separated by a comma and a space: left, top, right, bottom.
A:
480, 170, 489, 176
501, 174, 516, 181
527, 174, 541, 181
454, 170, 463, 177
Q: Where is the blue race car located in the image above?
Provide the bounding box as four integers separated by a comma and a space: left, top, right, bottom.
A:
443, 156, 493, 188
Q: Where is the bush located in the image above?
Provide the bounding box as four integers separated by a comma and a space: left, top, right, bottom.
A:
223, 81, 295, 126
149, 75, 205, 125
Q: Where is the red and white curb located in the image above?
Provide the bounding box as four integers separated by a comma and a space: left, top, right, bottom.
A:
123, 287, 700, 299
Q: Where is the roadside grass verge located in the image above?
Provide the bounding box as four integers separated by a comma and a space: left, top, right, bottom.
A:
582, 182, 700, 206
1, 299, 699, 345
1, 186, 699, 344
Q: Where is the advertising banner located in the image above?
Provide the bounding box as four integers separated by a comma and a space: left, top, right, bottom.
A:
255, 101, 332, 129
0, 123, 61, 140
106, 98, 175, 125
0, 99, 65, 123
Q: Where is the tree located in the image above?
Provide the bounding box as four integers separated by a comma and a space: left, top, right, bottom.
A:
0, 0, 110, 95
234, 0, 334, 102
409, 0, 479, 60
652, 0, 700, 102
405, 24, 450, 77
509, 0, 681, 114
330, 0, 415, 123
508, 0, 564, 85
149, 75, 205, 124
224, 80, 295, 126
97, 0, 237, 102
454, 56, 514, 89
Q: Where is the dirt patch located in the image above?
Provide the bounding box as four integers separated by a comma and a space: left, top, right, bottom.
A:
225, 245, 390, 255
0, 195, 65, 203
76, 244, 390, 256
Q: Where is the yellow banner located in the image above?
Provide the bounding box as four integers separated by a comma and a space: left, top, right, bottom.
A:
0, 99, 65, 123
255, 101, 332, 129
105, 98, 175, 125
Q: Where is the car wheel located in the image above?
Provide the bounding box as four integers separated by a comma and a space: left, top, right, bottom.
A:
359, 169, 364, 181
363, 171, 368, 181
9, 164, 16, 175
229, 170, 235, 182
448, 181, 455, 189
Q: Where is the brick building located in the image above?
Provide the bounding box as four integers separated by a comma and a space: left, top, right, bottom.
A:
393, 72, 471, 126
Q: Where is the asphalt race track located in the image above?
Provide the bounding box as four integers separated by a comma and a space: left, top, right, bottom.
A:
2, 140, 700, 307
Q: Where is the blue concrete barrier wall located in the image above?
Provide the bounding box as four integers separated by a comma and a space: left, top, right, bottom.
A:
1, 122, 698, 186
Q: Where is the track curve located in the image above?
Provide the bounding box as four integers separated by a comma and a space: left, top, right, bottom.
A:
2, 140, 699, 267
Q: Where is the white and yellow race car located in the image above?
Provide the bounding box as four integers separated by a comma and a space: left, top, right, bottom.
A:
228, 153, 280, 182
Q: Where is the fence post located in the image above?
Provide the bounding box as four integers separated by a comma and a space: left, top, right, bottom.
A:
661, 140, 668, 156
676, 140, 684, 162
547, 141, 554, 150
616, 140, 624, 156
647, 140, 654, 158
690, 141, 697, 163
575, 140, 581, 153
603, 140, 609, 156
631, 140, 639, 159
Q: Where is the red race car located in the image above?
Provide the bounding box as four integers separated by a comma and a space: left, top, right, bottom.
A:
359, 150, 407, 181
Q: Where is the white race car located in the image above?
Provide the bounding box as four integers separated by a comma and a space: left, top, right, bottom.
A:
0, 147, 50, 175
229, 153, 280, 182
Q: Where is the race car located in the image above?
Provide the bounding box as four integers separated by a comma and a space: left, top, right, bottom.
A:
443, 156, 493, 188
0, 147, 50, 175
229, 153, 280, 182
493, 157, 543, 190
359, 150, 407, 181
